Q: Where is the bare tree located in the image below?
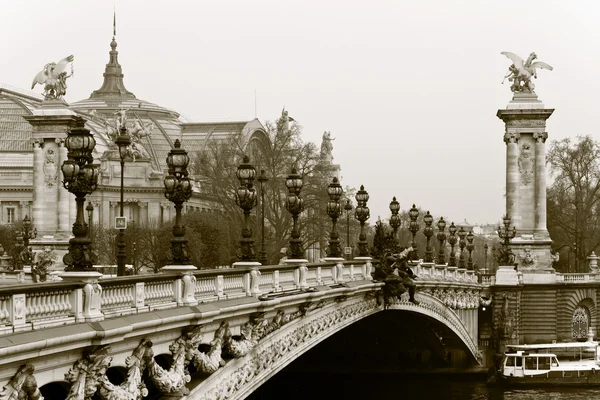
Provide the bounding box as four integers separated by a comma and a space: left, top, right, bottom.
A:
547, 135, 600, 272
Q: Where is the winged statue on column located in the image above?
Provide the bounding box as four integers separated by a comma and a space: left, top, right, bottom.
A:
501, 52, 553, 94
31, 55, 74, 100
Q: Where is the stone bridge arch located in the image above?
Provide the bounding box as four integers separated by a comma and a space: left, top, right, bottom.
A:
189, 292, 480, 399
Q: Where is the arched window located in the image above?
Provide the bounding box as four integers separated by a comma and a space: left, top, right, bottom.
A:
572, 306, 589, 340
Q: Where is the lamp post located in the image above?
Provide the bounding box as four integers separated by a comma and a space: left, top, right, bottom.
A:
408, 204, 420, 259
86, 203, 94, 240
115, 126, 131, 276
61, 119, 99, 271
285, 168, 304, 259
436, 217, 447, 264
466, 230, 475, 270
423, 211, 434, 263
354, 185, 370, 257
13, 231, 24, 271
389, 197, 401, 251
235, 156, 257, 261
448, 222, 457, 266
344, 200, 353, 258
257, 169, 268, 265
458, 227, 467, 268
498, 214, 516, 266
164, 139, 193, 265
325, 177, 343, 258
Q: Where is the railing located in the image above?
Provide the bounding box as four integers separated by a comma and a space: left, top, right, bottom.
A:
556, 273, 598, 283
0, 258, 488, 336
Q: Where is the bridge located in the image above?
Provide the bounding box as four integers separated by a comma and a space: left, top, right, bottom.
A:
0, 259, 483, 400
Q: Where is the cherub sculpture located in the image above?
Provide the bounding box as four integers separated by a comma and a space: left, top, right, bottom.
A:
31, 55, 74, 100
501, 52, 553, 94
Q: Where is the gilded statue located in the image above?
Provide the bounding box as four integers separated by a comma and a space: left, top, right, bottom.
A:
501, 52, 553, 94
31, 55, 74, 100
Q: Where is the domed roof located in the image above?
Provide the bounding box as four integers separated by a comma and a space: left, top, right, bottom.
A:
69, 29, 187, 171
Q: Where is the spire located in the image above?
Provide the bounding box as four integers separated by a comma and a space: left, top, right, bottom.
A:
89, 10, 135, 100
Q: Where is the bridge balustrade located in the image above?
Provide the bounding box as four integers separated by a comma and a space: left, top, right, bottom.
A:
0, 259, 378, 336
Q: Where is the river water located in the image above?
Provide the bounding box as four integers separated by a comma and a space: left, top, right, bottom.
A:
247, 374, 600, 400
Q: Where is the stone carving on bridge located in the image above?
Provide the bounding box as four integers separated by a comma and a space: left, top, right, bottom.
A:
518, 249, 538, 268
97, 339, 153, 400
189, 325, 227, 375
148, 330, 192, 395
43, 148, 57, 188
65, 345, 112, 400
421, 287, 479, 310
198, 299, 378, 400
0, 364, 43, 400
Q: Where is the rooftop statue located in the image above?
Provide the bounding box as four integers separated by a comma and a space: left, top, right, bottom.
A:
320, 131, 334, 159
102, 109, 154, 161
31, 55, 75, 101
501, 52, 553, 94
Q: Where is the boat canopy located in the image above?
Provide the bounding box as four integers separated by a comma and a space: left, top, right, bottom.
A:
507, 341, 599, 350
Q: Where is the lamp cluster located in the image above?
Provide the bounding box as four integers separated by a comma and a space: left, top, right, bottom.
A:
498, 214, 516, 265
61, 118, 99, 271
325, 177, 343, 258
354, 185, 370, 257
235, 156, 258, 261
285, 168, 305, 259
164, 139, 193, 264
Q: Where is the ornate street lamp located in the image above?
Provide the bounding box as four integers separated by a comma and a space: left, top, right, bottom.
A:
344, 199, 353, 257
325, 177, 344, 258
448, 222, 458, 266
408, 204, 420, 259
436, 217, 447, 264
235, 156, 258, 261
61, 119, 99, 271
114, 125, 131, 276
354, 185, 370, 257
13, 231, 24, 271
458, 227, 467, 268
466, 230, 475, 270
257, 169, 269, 265
285, 167, 304, 259
498, 214, 516, 265
389, 197, 401, 250
423, 211, 434, 262
164, 139, 193, 265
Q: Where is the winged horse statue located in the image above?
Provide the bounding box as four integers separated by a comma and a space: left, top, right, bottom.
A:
31, 55, 74, 100
501, 52, 553, 94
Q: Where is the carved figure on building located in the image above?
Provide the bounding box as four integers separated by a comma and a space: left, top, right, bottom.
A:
501, 52, 553, 94
550, 251, 560, 265
31, 55, 74, 100
43, 148, 57, 187
518, 144, 533, 185
0, 364, 43, 400
498, 293, 517, 340
101, 111, 153, 161
519, 249, 538, 267
320, 131, 335, 161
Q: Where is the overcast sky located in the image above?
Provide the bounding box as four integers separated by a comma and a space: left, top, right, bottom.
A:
3, 0, 599, 226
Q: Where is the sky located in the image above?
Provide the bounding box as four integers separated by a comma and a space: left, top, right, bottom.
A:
2, 0, 600, 226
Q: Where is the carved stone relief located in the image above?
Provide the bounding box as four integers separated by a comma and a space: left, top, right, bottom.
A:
518, 144, 533, 185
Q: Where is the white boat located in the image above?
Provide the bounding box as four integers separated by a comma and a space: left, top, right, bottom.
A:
498, 341, 600, 386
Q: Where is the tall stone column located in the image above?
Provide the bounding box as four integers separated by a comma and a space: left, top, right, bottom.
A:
56, 138, 70, 238
504, 132, 520, 229
533, 132, 549, 237
31, 139, 45, 234
497, 97, 555, 281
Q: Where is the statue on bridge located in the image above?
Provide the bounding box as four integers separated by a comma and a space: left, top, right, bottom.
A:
373, 247, 419, 308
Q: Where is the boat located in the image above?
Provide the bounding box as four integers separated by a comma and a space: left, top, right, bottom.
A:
497, 340, 600, 386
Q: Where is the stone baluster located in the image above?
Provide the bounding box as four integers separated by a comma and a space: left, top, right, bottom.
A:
297, 264, 308, 289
